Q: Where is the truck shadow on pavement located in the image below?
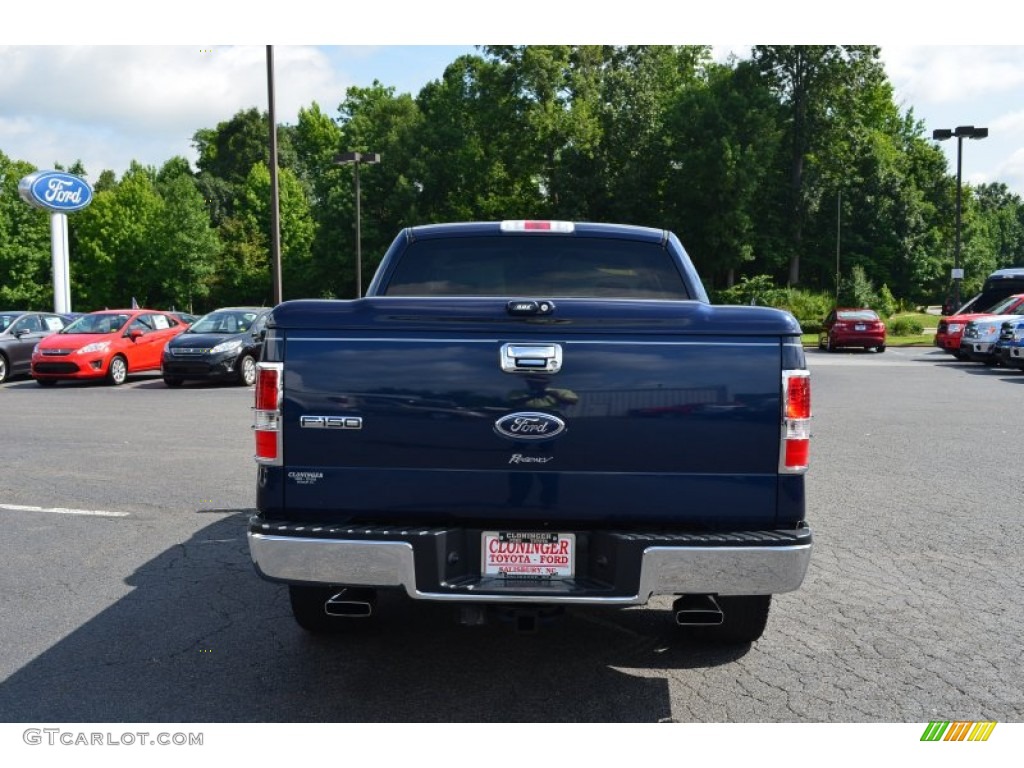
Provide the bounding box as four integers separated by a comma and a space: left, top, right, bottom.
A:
0, 511, 751, 723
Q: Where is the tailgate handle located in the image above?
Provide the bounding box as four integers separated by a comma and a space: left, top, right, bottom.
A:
500, 343, 563, 374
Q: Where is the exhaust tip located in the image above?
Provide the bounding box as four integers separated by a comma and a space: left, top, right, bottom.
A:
324, 588, 376, 618
673, 594, 724, 626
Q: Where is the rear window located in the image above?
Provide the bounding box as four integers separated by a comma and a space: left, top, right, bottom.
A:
382, 236, 690, 299
837, 310, 878, 321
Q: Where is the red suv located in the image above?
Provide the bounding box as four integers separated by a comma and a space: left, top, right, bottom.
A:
935, 293, 1024, 359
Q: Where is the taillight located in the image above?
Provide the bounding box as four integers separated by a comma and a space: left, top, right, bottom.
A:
253, 362, 283, 465
781, 370, 811, 473
500, 220, 574, 233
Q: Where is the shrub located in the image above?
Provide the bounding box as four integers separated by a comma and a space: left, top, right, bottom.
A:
713, 276, 835, 333
877, 284, 898, 318
712, 275, 781, 306
772, 288, 833, 331
888, 317, 924, 336
839, 265, 878, 309
800, 320, 824, 335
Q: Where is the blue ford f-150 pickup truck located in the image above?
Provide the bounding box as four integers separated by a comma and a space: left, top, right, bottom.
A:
248, 221, 812, 643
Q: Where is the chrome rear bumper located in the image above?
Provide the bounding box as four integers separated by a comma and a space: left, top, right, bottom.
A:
249, 529, 812, 605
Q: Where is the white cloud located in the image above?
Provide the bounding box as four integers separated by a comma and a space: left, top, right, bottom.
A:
0, 46, 349, 178
883, 46, 1024, 105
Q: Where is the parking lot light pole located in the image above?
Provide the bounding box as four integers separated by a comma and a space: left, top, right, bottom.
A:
932, 125, 988, 309
266, 46, 283, 305
334, 151, 381, 298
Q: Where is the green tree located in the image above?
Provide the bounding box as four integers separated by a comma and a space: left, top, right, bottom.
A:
193, 108, 298, 221
151, 172, 221, 312
487, 45, 609, 217
216, 162, 314, 305
974, 183, 1024, 270
194, 108, 271, 187
292, 102, 346, 296
664, 58, 785, 288
839, 264, 878, 308
596, 46, 709, 226
752, 45, 886, 286
413, 55, 535, 222
335, 82, 423, 293
156, 156, 194, 184
0, 152, 52, 308
72, 162, 163, 309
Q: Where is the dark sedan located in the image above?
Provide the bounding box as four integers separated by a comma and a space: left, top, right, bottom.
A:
0, 311, 72, 383
161, 307, 269, 387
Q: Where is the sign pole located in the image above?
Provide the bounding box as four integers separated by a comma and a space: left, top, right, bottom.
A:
51, 212, 71, 314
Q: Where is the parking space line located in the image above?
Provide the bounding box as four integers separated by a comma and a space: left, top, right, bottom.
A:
0, 503, 129, 518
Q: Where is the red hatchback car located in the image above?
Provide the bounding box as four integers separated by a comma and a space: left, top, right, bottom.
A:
31, 309, 187, 386
819, 308, 886, 353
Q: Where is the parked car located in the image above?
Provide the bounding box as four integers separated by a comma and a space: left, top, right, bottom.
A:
819, 308, 886, 352
31, 309, 187, 386
935, 269, 1024, 358
0, 311, 72, 383
997, 318, 1024, 371
161, 307, 270, 387
961, 309, 1024, 365
936, 293, 1024, 360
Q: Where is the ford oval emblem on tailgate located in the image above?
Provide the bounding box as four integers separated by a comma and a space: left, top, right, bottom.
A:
494, 412, 566, 440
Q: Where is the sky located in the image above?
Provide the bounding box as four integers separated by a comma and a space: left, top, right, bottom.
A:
3, 4, 1024, 197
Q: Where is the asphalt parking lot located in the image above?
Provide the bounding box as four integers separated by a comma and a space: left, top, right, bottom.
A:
0, 350, 1021, 723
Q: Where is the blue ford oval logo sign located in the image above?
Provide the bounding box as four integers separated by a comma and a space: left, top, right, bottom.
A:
494, 412, 566, 441
18, 171, 94, 213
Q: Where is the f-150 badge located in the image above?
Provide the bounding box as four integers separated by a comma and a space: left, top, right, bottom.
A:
494, 412, 566, 440
300, 415, 362, 429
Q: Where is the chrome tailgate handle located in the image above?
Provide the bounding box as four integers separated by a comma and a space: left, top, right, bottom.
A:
500, 343, 562, 374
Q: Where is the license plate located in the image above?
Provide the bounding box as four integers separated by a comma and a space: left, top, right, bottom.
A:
855, 324, 866, 331
482, 531, 575, 578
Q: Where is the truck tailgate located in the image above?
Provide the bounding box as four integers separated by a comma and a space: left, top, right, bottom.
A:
275, 298, 790, 528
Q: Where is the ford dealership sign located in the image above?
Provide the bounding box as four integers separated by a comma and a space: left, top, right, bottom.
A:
18, 170, 93, 213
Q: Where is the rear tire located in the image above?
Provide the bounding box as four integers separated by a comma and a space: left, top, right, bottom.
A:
289, 586, 339, 633
106, 355, 128, 386
680, 595, 772, 644
0, 353, 9, 384
876, 344, 886, 353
